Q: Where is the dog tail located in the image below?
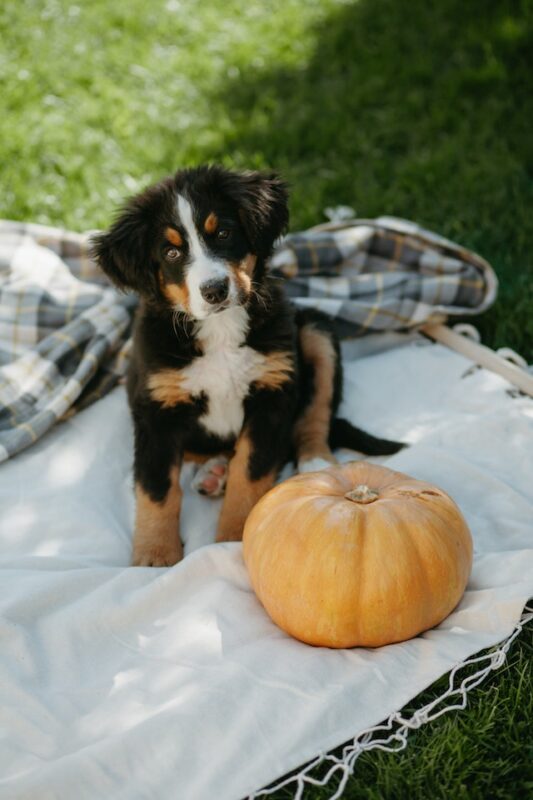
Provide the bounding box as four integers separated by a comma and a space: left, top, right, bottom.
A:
329, 417, 405, 456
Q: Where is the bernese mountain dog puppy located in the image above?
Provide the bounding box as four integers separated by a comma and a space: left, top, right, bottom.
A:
91, 165, 402, 566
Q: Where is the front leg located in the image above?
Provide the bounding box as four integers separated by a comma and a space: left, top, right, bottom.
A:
132, 415, 184, 567
216, 391, 294, 543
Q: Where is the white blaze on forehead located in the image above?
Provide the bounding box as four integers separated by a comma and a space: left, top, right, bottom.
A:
176, 193, 233, 319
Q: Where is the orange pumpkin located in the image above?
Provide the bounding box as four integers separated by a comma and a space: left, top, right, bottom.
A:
243, 462, 473, 648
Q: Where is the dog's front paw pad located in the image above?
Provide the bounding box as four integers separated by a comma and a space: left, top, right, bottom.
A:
191, 456, 229, 497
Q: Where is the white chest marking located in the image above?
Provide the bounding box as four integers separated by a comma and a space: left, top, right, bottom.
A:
180, 307, 265, 438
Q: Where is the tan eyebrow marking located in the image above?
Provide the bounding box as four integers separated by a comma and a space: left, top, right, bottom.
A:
164, 227, 183, 247
204, 212, 218, 234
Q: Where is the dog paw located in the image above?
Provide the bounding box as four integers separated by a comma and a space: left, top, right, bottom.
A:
216, 520, 245, 543
191, 456, 229, 497
132, 540, 183, 567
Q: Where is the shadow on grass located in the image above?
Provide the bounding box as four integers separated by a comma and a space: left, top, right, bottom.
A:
207, 0, 533, 357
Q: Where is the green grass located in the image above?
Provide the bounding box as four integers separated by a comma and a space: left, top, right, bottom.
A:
1, 0, 532, 796
265, 624, 533, 800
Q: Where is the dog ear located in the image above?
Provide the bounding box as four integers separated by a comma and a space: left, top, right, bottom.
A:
90, 204, 149, 293
223, 170, 289, 257
90, 183, 169, 293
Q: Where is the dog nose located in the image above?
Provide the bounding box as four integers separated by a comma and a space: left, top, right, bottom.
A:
200, 277, 229, 305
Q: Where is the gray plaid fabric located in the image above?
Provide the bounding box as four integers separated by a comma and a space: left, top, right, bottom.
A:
0, 216, 497, 462
270, 216, 497, 339
0, 221, 135, 462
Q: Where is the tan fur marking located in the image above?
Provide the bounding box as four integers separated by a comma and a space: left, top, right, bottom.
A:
293, 326, 337, 464
254, 351, 294, 391
147, 369, 194, 408
133, 466, 183, 566
216, 434, 276, 542
164, 227, 183, 247
231, 264, 252, 296
158, 269, 190, 312
230, 255, 256, 298
240, 253, 257, 276
204, 212, 218, 234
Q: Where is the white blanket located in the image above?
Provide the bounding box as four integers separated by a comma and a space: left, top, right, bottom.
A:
1, 338, 532, 800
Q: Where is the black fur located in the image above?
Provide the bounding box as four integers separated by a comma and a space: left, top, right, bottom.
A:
91, 165, 403, 539
329, 418, 404, 456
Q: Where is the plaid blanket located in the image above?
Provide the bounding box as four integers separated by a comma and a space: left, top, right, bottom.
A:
271, 216, 497, 337
0, 216, 497, 462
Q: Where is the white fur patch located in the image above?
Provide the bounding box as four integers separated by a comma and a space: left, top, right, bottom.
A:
180, 306, 267, 438
195, 304, 249, 351
177, 194, 237, 319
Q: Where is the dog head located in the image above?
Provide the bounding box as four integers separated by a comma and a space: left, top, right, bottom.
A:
91, 165, 289, 320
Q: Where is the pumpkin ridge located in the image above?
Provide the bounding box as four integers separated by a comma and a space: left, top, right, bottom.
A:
395, 496, 471, 611
360, 503, 422, 641
393, 510, 439, 637
344, 502, 366, 645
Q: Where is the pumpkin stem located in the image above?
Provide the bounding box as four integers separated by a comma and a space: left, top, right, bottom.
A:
345, 484, 379, 504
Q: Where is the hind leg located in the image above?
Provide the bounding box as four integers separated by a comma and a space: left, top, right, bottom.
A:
294, 321, 340, 473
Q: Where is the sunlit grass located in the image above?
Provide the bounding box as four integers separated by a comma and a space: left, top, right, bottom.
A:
0, 0, 330, 227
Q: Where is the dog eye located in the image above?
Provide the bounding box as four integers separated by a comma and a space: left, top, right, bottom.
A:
165, 247, 181, 261
216, 229, 232, 241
